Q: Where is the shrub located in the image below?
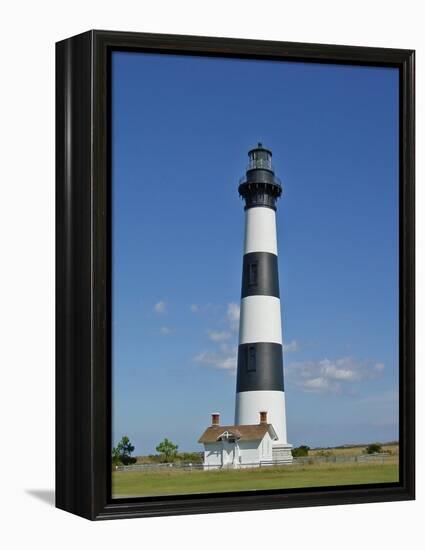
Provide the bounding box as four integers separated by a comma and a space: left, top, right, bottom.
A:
365, 443, 383, 454
315, 450, 334, 457
292, 445, 310, 457
177, 452, 203, 463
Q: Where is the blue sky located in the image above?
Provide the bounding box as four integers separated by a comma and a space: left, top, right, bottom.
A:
111, 51, 399, 454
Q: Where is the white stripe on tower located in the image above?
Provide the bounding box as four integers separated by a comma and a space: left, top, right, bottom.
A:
244, 207, 278, 255
235, 144, 292, 460
239, 296, 282, 345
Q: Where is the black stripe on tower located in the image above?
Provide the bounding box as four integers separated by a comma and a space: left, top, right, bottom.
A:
241, 252, 279, 298
237, 250, 285, 393
236, 343, 284, 392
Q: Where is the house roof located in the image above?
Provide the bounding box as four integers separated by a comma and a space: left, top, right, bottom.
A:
198, 423, 277, 444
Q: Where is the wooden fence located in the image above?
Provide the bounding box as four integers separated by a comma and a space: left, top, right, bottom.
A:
116, 453, 391, 472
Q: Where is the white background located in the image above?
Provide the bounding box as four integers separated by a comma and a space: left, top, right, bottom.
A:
0, 0, 422, 547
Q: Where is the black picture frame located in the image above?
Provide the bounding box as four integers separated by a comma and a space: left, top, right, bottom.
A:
56, 29, 415, 520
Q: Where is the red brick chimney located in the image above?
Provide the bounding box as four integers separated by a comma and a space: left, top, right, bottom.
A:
211, 412, 220, 426
259, 411, 268, 424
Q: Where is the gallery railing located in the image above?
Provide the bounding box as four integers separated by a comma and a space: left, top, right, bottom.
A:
238, 175, 282, 186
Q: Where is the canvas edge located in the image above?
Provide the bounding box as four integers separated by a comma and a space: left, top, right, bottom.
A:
55, 29, 415, 521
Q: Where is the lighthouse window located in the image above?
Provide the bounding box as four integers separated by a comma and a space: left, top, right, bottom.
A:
248, 262, 258, 287
247, 345, 256, 372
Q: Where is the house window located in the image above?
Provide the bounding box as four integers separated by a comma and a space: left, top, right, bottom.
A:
248, 262, 258, 287
247, 345, 256, 372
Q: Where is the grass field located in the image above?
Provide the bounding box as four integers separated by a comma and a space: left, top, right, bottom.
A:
112, 459, 399, 498
309, 444, 399, 457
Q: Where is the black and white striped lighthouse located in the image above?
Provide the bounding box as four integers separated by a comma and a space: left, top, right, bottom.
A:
235, 143, 293, 462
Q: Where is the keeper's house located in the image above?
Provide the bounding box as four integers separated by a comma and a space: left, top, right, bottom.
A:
198, 412, 278, 469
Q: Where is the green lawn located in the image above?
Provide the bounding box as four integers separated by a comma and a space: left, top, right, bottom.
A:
112, 461, 399, 498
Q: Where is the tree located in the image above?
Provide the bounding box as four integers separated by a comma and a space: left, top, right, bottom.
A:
156, 438, 179, 462
112, 435, 137, 465
291, 445, 310, 458
365, 443, 383, 455
111, 446, 122, 468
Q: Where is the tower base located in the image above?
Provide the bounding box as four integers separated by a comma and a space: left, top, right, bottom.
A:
272, 443, 293, 464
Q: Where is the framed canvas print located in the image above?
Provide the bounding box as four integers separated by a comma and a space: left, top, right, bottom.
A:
56, 30, 415, 520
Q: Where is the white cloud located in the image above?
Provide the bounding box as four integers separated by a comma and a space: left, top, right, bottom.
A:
302, 377, 340, 393
287, 356, 385, 394
227, 302, 240, 331
160, 326, 173, 335
153, 301, 166, 314
283, 340, 298, 353
190, 304, 199, 313
194, 302, 240, 376
321, 360, 358, 381
207, 330, 231, 342
194, 347, 238, 375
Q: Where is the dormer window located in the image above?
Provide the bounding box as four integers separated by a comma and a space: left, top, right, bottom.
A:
217, 431, 238, 443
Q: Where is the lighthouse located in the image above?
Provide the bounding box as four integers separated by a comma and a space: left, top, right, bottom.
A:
198, 143, 292, 469
234, 143, 293, 462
